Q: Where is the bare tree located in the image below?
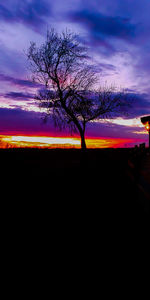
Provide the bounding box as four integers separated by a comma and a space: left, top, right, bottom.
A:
27, 28, 129, 150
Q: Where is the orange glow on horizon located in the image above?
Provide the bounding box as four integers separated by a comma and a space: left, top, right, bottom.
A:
0, 135, 136, 149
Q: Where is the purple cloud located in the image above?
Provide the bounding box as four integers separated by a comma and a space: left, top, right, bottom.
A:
0, 107, 49, 135
129, 93, 150, 118
0, 0, 150, 144
0, 106, 146, 143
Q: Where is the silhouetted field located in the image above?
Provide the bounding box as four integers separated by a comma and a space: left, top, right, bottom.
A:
0, 148, 149, 236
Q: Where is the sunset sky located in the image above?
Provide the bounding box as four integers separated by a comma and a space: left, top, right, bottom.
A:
0, 0, 150, 148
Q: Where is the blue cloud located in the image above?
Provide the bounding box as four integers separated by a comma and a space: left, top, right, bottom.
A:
67, 8, 137, 55
70, 10, 135, 37
0, 0, 52, 31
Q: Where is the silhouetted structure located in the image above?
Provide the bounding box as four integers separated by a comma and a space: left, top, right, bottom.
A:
141, 115, 150, 148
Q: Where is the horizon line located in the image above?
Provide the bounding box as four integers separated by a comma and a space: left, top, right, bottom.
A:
0, 134, 143, 149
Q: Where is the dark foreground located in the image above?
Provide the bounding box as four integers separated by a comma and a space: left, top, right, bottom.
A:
0, 147, 149, 293
0, 148, 149, 237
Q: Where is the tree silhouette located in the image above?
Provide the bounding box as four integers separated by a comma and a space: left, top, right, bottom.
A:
27, 28, 129, 150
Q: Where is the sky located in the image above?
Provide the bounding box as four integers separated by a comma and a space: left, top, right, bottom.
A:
0, 0, 150, 148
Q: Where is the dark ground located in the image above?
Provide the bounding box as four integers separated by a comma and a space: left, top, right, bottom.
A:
1, 148, 149, 293
0, 147, 131, 196
0, 148, 149, 227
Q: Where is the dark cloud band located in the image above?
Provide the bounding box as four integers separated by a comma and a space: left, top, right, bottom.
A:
0, 73, 42, 88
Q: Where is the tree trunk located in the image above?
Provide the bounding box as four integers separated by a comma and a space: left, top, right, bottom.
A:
80, 131, 86, 151
80, 131, 87, 169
